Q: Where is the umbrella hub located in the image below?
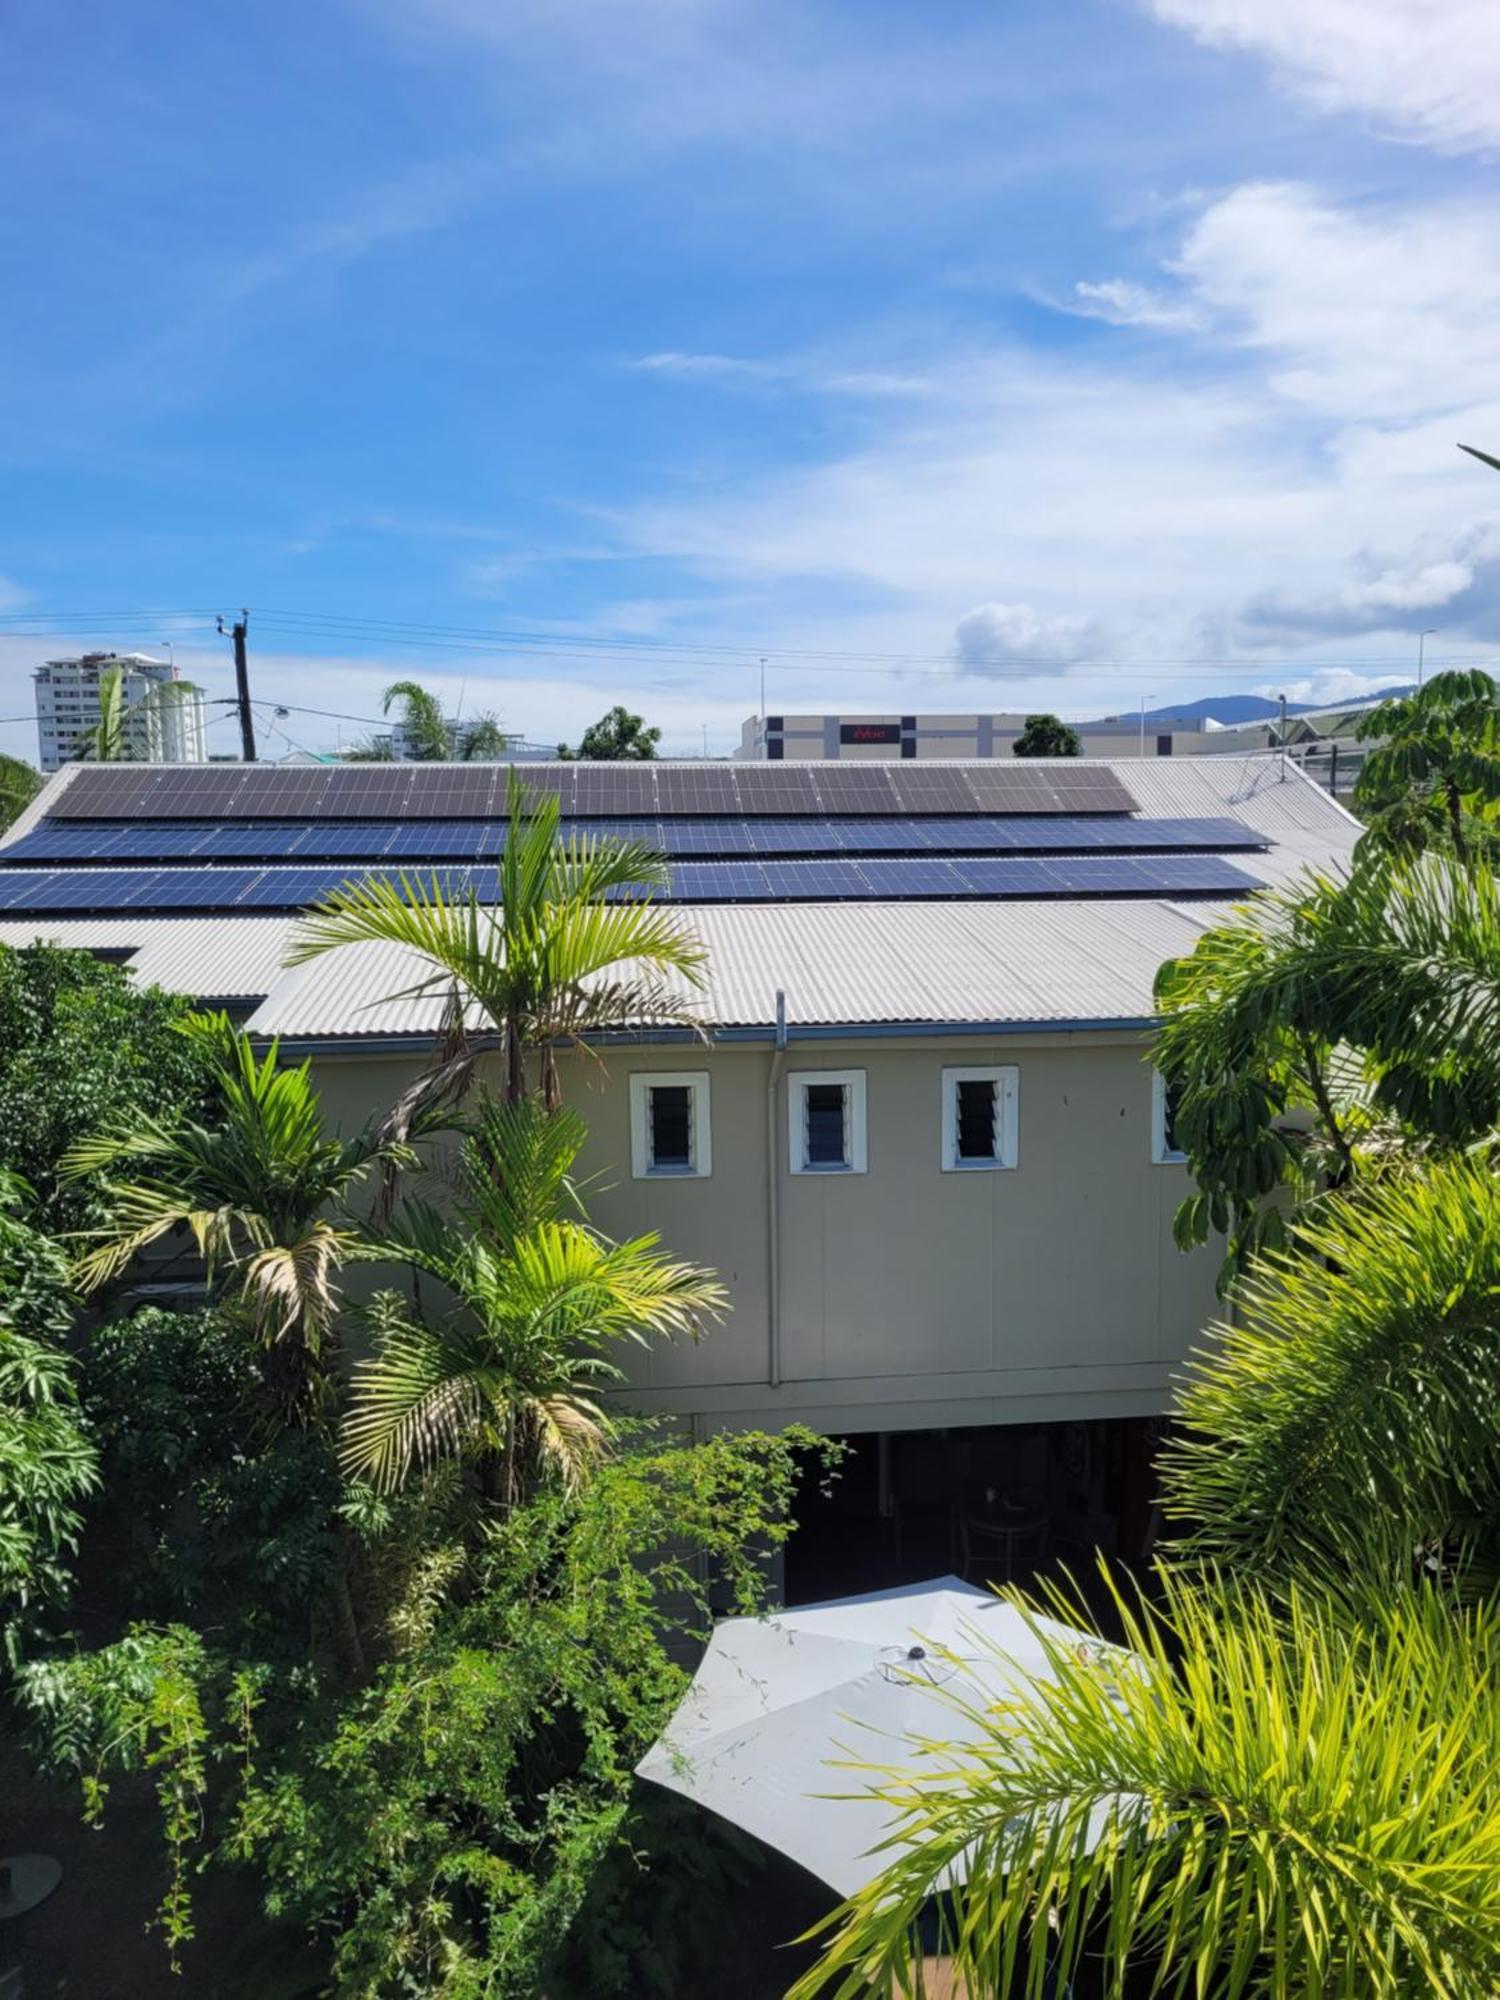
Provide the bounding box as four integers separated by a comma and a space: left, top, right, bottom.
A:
877, 1641, 959, 1686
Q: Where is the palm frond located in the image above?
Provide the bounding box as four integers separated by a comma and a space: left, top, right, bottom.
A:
1160, 1159, 1500, 1584
793, 1568, 1500, 2000
340, 1295, 488, 1491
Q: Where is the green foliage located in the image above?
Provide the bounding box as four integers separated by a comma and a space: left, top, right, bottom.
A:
0, 942, 209, 1231
1160, 1162, 1500, 1588
457, 712, 512, 760
20, 1428, 835, 1996
0, 753, 42, 832
1459, 441, 1500, 473
0, 1172, 97, 1667
344, 1099, 725, 1496
64, 1016, 420, 1415
793, 1568, 1500, 2000
1355, 668, 1500, 863
1152, 856, 1500, 1288
558, 704, 661, 761
84, 1306, 345, 1636
381, 678, 451, 760
1011, 713, 1081, 758
288, 771, 706, 1107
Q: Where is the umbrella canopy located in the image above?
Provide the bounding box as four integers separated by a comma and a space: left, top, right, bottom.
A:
637, 1574, 1114, 1897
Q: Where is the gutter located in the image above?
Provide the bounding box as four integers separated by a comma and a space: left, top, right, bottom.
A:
262, 1014, 1161, 1058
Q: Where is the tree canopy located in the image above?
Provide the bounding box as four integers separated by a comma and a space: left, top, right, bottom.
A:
381, 678, 450, 761
1011, 713, 1080, 758
558, 706, 661, 761
1355, 668, 1500, 863
0, 754, 42, 833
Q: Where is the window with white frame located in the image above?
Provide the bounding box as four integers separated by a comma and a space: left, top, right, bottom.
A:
940, 1065, 1018, 1170
1152, 1070, 1186, 1164
629, 1071, 712, 1178
788, 1069, 867, 1174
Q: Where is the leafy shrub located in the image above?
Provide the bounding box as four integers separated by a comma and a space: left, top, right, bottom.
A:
0, 1172, 97, 1666
0, 943, 209, 1230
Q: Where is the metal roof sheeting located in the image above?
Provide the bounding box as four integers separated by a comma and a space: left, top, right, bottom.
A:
0, 757, 1357, 1038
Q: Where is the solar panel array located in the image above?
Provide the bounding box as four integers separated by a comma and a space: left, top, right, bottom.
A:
0, 813, 1266, 869
46, 759, 1137, 821
0, 854, 1261, 915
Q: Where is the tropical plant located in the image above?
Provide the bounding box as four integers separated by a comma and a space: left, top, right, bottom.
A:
1152, 854, 1500, 1286
1012, 713, 1081, 758
457, 710, 512, 760
0, 1171, 98, 1668
558, 705, 661, 761
1459, 441, 1500, 473
1355, 668, 1500, 863
342, 1100, 724, 1497
23, 1427, 834, 1993
62, 1016, 418, 1416
793, 1567, 1500, 2000
1159, 1160, 1500, 1589
286, 772, 707, 1108
0, 941, 210, 1232
382, 677, 450, 761
0, 752, 42, 832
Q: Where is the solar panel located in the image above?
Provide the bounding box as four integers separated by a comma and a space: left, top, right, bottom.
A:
46, 768, 165, 819
885, 769, 982, 814
654, 767, 741, 816
569, 767, 660, 816
809, 767, 901, 813
729, 767, 823, 816
964, 764, 1137, 814
856, 859, 967, 897
663, 861, 773, 900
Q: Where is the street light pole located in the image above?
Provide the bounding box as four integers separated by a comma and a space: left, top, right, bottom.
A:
1417, 628, 1437, 688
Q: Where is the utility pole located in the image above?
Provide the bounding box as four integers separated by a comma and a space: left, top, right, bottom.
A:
218, 610, 256, 762
1278, 692, 1287, 779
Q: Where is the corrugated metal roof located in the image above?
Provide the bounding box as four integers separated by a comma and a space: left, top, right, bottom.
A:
0, 757, 1358, 1037
238, 896, 1232, 1039
0, 916, 296, 998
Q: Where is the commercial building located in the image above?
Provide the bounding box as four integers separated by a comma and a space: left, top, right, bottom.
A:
0, 754, 1356, 1583
737, 712, 1217, 761
32, 653, 208, 772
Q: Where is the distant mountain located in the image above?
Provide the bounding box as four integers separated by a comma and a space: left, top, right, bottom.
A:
1090, 694, 1295, 727
1089, 685, 1416, 728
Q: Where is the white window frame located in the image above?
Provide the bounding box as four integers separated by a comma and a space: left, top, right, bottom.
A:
629, 1071, 712, 1179
1152, 1069, 1187, 1165
940, 1065, 1018, 1171
788, 1068, 867, 1175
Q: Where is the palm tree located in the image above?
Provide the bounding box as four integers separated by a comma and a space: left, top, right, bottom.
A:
1153, 854, 1500, 1286
792, 1568, 1500, 2000
456, 712, 512, 761
61, 1017, 417, 1417
286, 774, 708, 1108
1160, 1160, 1500, 1588
382, 679, 450, 761
341, 1099, 724, 1498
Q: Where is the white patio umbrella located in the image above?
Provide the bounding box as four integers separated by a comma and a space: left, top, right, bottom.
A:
637, 1574, 1122, 1897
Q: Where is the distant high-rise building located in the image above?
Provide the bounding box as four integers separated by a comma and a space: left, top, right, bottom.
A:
33, 653, 209, 771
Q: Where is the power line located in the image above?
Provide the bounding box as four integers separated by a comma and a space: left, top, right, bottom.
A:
0, 603, 1481, 678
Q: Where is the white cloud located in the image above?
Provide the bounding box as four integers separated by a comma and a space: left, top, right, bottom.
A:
1146, 0, 1500, 154
1066, 279, 1203, 330
1240, 518, 1500, 638
629, 351, 931, 398
1254, 668, 1414, 707
952, 603, 1111, 674
1173, 182, 1500, 419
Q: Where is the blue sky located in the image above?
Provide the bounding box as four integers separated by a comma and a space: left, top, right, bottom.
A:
2, 0, 1498, 758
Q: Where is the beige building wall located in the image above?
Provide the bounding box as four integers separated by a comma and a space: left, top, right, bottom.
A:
311, 1031, 1218, 1439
